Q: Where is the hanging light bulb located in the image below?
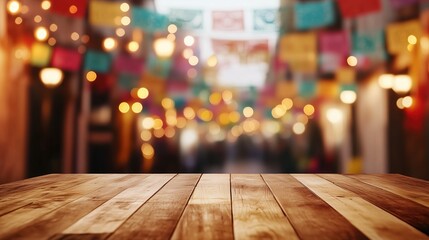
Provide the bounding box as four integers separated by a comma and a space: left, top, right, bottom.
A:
153, 38, 175, 58
40, 68, 63, 88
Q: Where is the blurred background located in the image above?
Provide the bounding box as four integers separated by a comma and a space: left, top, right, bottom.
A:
1, 0, 429, 183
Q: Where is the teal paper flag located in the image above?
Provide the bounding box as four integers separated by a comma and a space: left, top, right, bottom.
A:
169, 9, 203, 30
132, 7, 169, 32
299, 80, 316, 99
253, 9, 279, 32
118, 74, 139, 91
84, 50, 111, 73
294, 0, 335, 30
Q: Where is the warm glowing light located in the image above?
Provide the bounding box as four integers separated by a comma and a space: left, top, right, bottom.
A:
297, 114, 308, 125
103, 37, 117, 51
167, 33, 176, 41
303, 104, 315, 116
39, 68, 63, 88
153, 38, 175, 58
347, 56, 358, 67
197, 108, 213, 122
168, 24, 177, 34
7, 1, 21, 15
34, 15, 42, 23
408, 35, 417, 45
293, 122, 305, 135
49, 24, 58, 32
21, 5, 28, 14
116, 28, 126, 37
69, 5, 78, 14
141, 143, 154, 158
127, 41, 139, 52
118, 102, 130, 113
184, 35, 195, 46
182, 48, 193, 59
188, 56, 199, 66
396, 98, 404, 109
140, 130, 152, 141
137, 87, 149, 99
217, 113, 230, 125
207, 55, 218, 67
142, 117, 155, 129
153, 118, 164, 130
243, 107, 254, 118
48, 37, 56, 46
131, 102, 143, 113
242, 119, 260, 133
86, 71, 97, 82
340, 90, 357, 104
222, 90, 233, 103
261, 121, 281, 138
35, 27, 49, 41
407, 44, 414, 52
15, 17, 23, 25
229, 111, 240, 123
120, 3, 130, 12
392, 75, 412, 94
209, 92, 222, 105
153, 128, 165, 138
272, 104, 287, 119
165, 126, 176, 138
282, 98, 293, 110
378, 74, 394, 89
71, 32, 80, 41
183, 107, 196, 120
327, 108, 343, 124
231, 125, 243, 137
187, 68, 197, 79
121, 16, 131, 26
161, 98, 174, 109
166, 109, 177, 126
41, 0, 51, 10
177, 117, 187, 128
402, 96, 413, 108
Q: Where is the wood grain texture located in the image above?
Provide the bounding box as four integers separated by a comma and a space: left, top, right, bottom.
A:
0, 174, 428, 239
320, 174, 429, 234
0, 175, 125, 238
262, 174, 368, 240
171, 174, 233, 240
2, 175, 146, 240
350, 174, 429, 208
231, 174, 299, 240
62, 174, 175, 235
293, 174, 429, 240
110, 174, 201, 240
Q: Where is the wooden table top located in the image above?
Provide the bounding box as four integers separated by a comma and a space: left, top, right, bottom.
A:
0, 174, 429, 240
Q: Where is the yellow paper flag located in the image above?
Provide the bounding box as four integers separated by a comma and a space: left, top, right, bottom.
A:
279, 32, 317, 73
30, 43, 52, 67
89, 1, 125, 27
386, 20, 422, 54
336, 67, 356, 84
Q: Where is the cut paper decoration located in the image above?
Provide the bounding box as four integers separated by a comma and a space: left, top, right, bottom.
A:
84, 50, 112, 73
51, 47, 82, 71
386, 20, 422, 54
337, 0, 381, 18
30, 43, 52, 67
169, 9, 203, 30
294, 0, 335, 30
51, 0, 87, 18
279, 33, 317, 73
253, 9, 279, 32
212, 10, 245, 31
132, 7, 169, 32
114, 55, 144, 76
89, 1, 124, 27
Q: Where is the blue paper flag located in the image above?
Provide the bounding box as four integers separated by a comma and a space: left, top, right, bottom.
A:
294, 0, 335, 30
299, 80, 316, 98
84, 50, 112, 73
118, 74, 139, 91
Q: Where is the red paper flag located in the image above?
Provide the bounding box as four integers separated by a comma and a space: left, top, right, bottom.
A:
51, 47, 82, 71
337, 0, 381, 18
51, 0, 88, 18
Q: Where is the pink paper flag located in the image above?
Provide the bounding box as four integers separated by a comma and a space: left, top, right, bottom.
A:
51, 47, 82, 71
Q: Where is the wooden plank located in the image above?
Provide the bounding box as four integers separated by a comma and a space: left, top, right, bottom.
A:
231, 174, 299, 240
320, 174, 429, 234
350, 174, 429, 208
171, 174, 233, 240
1, 175, 146, 240
293, 174, 428, 240
110, 174, 201, 240
0, 175, 125, 238
0, 174, 97, 216
262, 174, 368, 240
62, 174, 175, 235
